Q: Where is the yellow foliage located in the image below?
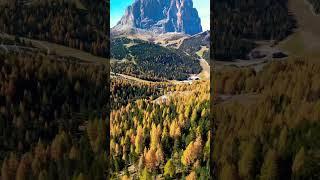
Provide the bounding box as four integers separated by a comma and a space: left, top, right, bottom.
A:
181, 137, 202, 166
145, 148, 157, 171
186, 171, 197, 180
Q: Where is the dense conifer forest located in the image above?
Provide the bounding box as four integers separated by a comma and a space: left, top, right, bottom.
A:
111, 37, 202, 81
0, 0, 110, 179
213, 59, 320, 180
214, 0, 296, 60
0, 52, 108, 179
111, 78, 166, 109
0, 0, 108, 57
110, 81, 210, 179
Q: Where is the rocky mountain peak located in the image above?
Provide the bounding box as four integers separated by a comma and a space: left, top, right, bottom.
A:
113, 0, 202, 35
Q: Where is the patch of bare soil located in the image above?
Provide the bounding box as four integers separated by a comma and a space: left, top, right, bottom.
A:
287, 0, 320, 54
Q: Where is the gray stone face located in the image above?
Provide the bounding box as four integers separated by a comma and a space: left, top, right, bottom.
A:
114, 0, 202, 35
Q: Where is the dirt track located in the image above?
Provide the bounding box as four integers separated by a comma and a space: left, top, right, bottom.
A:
278, 0, 320, 58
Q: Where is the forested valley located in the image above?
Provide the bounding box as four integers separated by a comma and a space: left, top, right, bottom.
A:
110, 81, 210, 179
0, 0, 109, 57
0, 0, 112, 179
0, 51, 108, 179
214, 0, 296, 60
111, 37, 202, 81
213, 59, 320, 180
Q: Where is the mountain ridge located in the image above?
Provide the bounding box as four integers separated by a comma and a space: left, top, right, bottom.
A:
112, 0, 202, 35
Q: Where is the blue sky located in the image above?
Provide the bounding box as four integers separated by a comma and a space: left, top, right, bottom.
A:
110, 0, 210, 30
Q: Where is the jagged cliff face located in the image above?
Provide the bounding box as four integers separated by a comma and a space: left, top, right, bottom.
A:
113, 0, 202, 35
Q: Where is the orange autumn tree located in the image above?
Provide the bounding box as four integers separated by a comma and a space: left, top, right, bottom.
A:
144, 148, 157, 171
181, 136, 202, 167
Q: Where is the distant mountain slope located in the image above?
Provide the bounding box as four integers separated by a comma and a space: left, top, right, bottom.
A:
179, 30, 210, 61
111, 27, 190, 47
111, 37, 201, 81
112, 0, 202, 35
111, 29, 210, 60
